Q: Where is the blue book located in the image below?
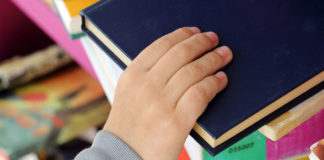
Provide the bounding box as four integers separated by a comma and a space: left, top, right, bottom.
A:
81, 0, 324, 156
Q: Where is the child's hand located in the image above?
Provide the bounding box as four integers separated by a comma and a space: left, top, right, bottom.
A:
103, 27, 233, 159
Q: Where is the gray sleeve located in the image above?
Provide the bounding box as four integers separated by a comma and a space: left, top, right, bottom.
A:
74, 130, 142, 160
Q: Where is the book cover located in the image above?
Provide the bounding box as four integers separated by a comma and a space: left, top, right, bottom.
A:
81, 0, 324, 155
53, 0, 98, 39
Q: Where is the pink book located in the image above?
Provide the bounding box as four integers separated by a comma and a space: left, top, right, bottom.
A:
10, 0, 96, 78
267, 109, 324, 160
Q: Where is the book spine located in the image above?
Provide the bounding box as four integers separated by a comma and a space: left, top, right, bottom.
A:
80, 14, 127, 69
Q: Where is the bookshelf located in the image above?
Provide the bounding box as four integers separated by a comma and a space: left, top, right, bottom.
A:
10, 0, 324, 159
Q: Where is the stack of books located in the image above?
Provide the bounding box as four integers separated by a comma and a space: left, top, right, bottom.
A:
11, 0, 324, 158
80, 0, 324, 157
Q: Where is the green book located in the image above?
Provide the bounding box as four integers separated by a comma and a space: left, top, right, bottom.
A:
203, 131, 266, 160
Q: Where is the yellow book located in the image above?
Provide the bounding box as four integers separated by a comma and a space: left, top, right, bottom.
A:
64, 0, 98, 17
53, 0, 98, 39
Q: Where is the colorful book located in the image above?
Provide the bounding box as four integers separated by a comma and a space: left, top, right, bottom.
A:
81, 0, 324, 156
0, 65, 109, 159
266, 109, 324, 160
53, 0, 98, 39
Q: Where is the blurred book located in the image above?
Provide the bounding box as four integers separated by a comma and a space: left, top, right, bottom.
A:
53, 0, 98, 39
284, 153, 310, 160
0, 65, 110, 160
0, 45, 72, 91
41, 0, 56, 11
81, 36, 122, 103
11, 0, 96, 76
178, 148, 190, 160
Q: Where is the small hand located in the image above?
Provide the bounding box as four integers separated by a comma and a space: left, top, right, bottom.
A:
104, 27, 233, 159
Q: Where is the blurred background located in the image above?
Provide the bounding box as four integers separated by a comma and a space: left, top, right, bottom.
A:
0, 1, 110, 160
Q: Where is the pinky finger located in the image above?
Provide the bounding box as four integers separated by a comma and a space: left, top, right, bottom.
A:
175, 71, 228, 127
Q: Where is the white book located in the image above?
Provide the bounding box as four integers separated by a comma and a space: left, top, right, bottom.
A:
81, 36, 123, 103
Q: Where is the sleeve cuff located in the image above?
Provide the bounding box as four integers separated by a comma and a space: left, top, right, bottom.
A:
75, 130, 141, 160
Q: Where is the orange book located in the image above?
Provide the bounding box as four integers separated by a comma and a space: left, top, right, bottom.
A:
178, 147, 190, 160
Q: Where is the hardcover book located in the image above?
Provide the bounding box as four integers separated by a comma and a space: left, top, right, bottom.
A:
81, 0, 324, 155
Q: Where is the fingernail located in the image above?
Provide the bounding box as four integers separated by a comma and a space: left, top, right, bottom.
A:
215, 71, 226, 79
205, 32, 218, 42
216, 46, 231, 57
188, 27, 200, 34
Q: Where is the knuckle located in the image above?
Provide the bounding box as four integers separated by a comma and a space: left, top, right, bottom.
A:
170, 43, 193, 59
179, 43, 194, 54
176, 27, 194, 36
142, 79, 156, 90
193, 85, 210, 101
156, 36, 173, 48
209, 75, 226, 94
194, 33, 212, 47
147, 74, 160, 84
169, 115, 186, 130
138, 81, 156, 95
186, 63, 204, 76
140, 75, 162, 91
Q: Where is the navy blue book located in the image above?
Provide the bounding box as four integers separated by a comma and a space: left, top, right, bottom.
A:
81, 0, 324, 156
